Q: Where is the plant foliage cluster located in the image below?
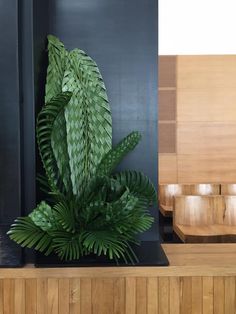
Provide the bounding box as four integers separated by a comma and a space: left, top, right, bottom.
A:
8, 35, 156, 263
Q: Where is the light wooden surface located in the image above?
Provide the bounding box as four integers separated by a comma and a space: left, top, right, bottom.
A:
221, 184, 236, 195
0, 244, 236, 313
159, 55, 236, 183
173, 195, 236, 242
158, 154, 177, 183
159, 184, 220, 216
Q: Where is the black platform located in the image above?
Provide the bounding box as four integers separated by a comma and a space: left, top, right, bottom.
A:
0, 225, 23, 267
35, 241, 169, 267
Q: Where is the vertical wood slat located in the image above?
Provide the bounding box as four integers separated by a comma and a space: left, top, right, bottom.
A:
37, 278, 48, 314
48, 279, 59, 314
203, 277, 214, 314
92, 278, 114, 314
0, 280, 3, 314
180, 277, 192, 314
3, 279, 14, 314
192, 277, 203, 314
224, 277, 235, 314
14, 279, 25, 314
70, 278, 80, 314
80, 278, 92, 314
136, 278, 147, 314
59, 278, 70, 314
147, 277, 158, 314
113, 278, 125, 314
159, 277, 169, 314
125, 277, 136, 314
214, 277, 225, 314
169, 277, 180, 314
25, 279, 37, 314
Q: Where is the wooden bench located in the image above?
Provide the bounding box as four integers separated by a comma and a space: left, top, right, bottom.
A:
158, 184, 220, 217
173, 195, 236, 243
221, 183, 236, 195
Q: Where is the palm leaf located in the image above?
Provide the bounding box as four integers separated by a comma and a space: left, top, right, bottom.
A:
53, 201, 76, 233
62, 49, 112, 196
113, 170, 157, 204
97, 131, 141, 177
37, 92, 72, 193
7, 217, 53, 255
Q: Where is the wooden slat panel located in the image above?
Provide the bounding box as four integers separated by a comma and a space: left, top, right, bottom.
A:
159, 56, 176, 87
80, 278, 92, 314
159, 154, 177, 183
37, 278, 48, 314
147, 277, 158, 314
159, 90, 176, 121
192, 277, 203, 314
203, 277, 213, 314
159, 123, 176, 153
125, 278, 136, 314
159, 277, 169, 314
180, 277, 192, 314
92, 278, 114, 314
14, 279, 25, 314
0, 280, 3, 314
177, 88, 236, 122
224, 277, 235, 314
3, 279, 14, 314
214, 277, 225, 314
25, 279, 37, 314
177, 55, 236, 89
70, 278, 80, 314
178, 154, 236, 183
48, 279, 59, 314
113, 278, 125, 314
178, 123, 236, 155
169, 277, 180, 314
59, 278, 70, 314
136, 278, 147, 314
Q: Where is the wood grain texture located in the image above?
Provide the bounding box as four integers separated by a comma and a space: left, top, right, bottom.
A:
147, 277, 158, 314
159, 122, 176, 153
202, 277, 214, 314
159, 56, 176, 87
177, 88, 236, 122
159, 90, 176, 121
159, 277, 169, 314
178, 154, 236, 183
158, 154, 177, 183
59, 279, 70, 314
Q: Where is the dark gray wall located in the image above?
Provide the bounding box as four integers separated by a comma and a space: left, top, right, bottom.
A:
48, 0, 158, 239
0, 0, 21, 223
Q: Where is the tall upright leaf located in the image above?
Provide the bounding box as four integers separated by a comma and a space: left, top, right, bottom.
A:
62, 49, 112, 196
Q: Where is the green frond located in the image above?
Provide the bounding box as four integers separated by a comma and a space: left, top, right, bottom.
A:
29, 201, 57, 231
51, 231, 84, 260
113, 170, 157, 204
62, 49, 112, 196
97, 131, 141, 177
53, 201, 76, 233
7, 217, 53, 255
36, 92, 72, 193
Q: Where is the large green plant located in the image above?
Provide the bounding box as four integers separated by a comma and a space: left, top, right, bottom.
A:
8, 35, 156, 263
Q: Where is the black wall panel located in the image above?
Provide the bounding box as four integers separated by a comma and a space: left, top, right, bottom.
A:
48, 0, 159, 239
0, 0, 21, 223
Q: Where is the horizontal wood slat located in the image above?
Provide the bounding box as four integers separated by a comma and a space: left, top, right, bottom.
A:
158, 154, 177, 183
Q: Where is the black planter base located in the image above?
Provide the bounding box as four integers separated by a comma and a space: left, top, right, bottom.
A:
0, 225, 23, 267
35, 241, 169, 267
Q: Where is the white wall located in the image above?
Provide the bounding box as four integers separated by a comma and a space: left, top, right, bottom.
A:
159, 0, 236, 55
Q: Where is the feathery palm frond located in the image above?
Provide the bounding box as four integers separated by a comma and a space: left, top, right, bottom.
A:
97, 131, 141, 177
62, 49, 112, 196
36, 92, 72, 193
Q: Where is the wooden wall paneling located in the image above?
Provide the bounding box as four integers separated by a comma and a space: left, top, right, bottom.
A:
177, 122, 236, 155
125, 277, 136, 314
159, 90, 176, 121
224, 277, 236, 314
3, 279, 15, 314
178, 154, 236, 183
58, 279, 70, 314
159, 154, 177, 183
213, 277, 225, 314
192, 277, 203, 314
159, 56, 177, 87
159, 122, 176, 153
0, 280, 3, 314
80, 278, 92, 314
70, 278, 80, 314
177, 55, 236, 89
37, 278, 48, 314
47, 279, 59, 314
169, 277, 180, 314
147, 277, 159, 314
177, 88, 236, 122
202, 277, 214, 314
92, 278, 114, 314
159, 277, 169, 314
136, 278, 147, 314
180, 277, 192, 314
14, 279, 25, 314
